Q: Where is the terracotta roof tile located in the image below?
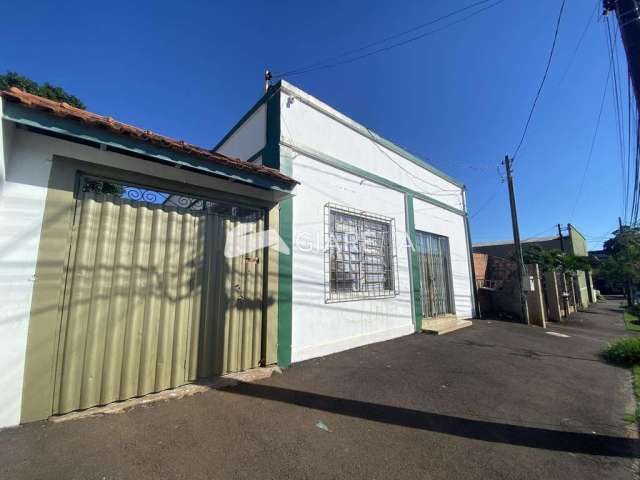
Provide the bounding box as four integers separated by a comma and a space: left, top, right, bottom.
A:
0, 87, 297, 187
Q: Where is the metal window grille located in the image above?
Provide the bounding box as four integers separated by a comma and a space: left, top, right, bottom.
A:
324, 204, 399, 303
81, 176, 262, 221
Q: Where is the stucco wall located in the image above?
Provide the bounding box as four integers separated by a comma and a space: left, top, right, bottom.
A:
289, 151, 414, 362
0, 125, 52, 429
1, 126, 284, 426
279, 82, 464, 211
413, 197, 473, 319
215, 104, 266, 162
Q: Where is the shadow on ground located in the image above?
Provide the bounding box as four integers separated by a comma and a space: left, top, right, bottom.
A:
224, 381, 639, 458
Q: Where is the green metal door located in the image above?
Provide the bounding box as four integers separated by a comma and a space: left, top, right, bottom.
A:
197, 214, 264, 378
53, 186, 264, 415
415, 231, 455, 318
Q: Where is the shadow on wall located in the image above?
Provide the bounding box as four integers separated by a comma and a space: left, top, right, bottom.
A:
223, 381, 639, 458
22, 190, 276, 417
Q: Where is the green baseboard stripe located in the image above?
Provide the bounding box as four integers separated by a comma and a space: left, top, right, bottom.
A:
277, 197, 293, 367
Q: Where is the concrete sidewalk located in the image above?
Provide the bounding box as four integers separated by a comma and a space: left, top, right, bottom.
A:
0, 299, 638, 479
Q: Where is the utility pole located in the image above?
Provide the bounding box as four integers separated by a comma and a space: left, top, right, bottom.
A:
503, 155, 530, 325
605, 1, 640, 112
617, 216, 633, 305
557, 224, 565, 251
556, 223, 570, 317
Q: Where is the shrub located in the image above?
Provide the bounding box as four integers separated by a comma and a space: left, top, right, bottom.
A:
603, 337, 640, 366
628, 305, 640, 318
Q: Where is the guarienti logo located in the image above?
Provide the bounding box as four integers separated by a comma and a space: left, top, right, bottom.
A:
224, 223, 418, 259
224, 223, 290, 258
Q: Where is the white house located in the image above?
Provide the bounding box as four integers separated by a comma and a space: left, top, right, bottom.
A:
0, 80, 474, 429
215, 80, 476, 364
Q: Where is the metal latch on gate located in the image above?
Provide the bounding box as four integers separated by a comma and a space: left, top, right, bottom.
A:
244, 256, 260, 264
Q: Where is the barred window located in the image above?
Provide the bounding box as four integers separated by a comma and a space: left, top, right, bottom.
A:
325, 204, 399, 303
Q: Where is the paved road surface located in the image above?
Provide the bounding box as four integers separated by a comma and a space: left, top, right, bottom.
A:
0, 299, 637, 479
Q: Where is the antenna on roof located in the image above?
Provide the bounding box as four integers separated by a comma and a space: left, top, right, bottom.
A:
264, 69, 272, 93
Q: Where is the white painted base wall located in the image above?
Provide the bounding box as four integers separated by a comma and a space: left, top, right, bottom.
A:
290, 153, 415, 363
0, 128, 52, 429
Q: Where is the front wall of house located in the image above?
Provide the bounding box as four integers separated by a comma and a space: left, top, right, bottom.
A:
0, 124, 283, 428
0, 126, 53, 429
290, 152, 414, 362
279, 84, 464, 211
413, 197, 473, 319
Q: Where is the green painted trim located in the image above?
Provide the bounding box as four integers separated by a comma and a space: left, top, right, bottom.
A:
212, 87, 275, 152
279, 81, 465, 189
281, 140, 466, 217
3, 102, 294, 193
277, 197, 293, 367
263, 88, 281, 169
405, 194, 423, 331
247, 148, 264, 163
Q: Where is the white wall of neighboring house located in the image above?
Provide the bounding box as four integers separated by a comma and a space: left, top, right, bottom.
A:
0, 119, 52, 429
289, 150, 414, 362
0, 121, 207, 429
412, 197, 473, 319
215, 103, 266, 162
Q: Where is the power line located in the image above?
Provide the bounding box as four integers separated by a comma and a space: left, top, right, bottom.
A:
568, 58, 611, 221
559, 0, 600, 82
606, 16, 629, 219
512, 0, 566, 162
272, 0, 504, 79
521, 225, 558, 243
469, 182, 502, 219
273, 0, 498, 78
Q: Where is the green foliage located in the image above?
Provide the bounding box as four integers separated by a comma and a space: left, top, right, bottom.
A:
603, 337, 640, 366
521, 246, 560, 271
0, 71, 85, 109
624, 308, 640, 332
628, 305, 640, 318
82, 179, 124, 196
520, 245, 594, 273
600, 228, 640, 288
562, 253, 595, 272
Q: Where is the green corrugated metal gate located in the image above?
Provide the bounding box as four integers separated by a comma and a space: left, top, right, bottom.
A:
53, 189, 264, 415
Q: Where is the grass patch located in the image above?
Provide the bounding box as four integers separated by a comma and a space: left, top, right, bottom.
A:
610, 309, 640, 425
603, 337, 640, 366
631, 365, 640, 424
624, 309, 640, 333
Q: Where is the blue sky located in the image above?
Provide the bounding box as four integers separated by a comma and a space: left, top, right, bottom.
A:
1, 0, 626, 249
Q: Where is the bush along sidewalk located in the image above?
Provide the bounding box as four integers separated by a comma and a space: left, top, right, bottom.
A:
603, 336, 640, 423
624, 306, 640, 333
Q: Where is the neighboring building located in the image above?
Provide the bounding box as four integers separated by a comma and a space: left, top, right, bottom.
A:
473, 225, 594, 309
0, 81, 474, 429
215, 80, 475, 363
0, 88, 296, 429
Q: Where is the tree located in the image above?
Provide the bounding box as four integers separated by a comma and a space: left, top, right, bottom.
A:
0, 71, 85, 109
600, 227, 640, 305
521, 245, 562, 272
520, 245, 594, 273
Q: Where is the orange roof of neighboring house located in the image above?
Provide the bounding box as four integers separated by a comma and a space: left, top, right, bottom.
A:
0, 87, 297, 186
